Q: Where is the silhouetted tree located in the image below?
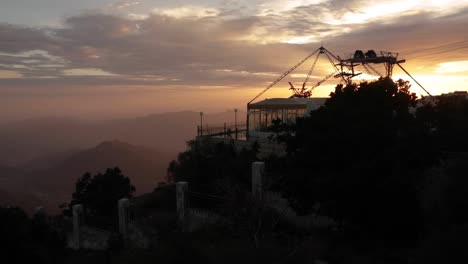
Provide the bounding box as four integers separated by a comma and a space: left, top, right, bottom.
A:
0, 206, 65, 264
274, 78, 437, 246
417, 93, 468, 152
67, 167, 135, 228
169, 139, 256, 190
416, 94, 468, 230
0, 207, 34, 262
168, 138, 257, 208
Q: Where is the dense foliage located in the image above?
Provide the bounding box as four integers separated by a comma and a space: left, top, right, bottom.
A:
270, 78, 437, 245
0, 207, 65, 263
5, 78, 468, 263
67, 167, 135, 228
168, 78, 468, 257
168, 138, 258, 197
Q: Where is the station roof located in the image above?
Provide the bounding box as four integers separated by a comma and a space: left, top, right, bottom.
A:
248, 97, 327, 110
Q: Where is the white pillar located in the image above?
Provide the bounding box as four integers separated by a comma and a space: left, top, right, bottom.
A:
176, 182, 189, 231
118, 198, 130, 243
252, 162, 265, 200
72, 204, 83, 249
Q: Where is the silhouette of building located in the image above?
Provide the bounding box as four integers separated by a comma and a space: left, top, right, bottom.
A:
196, 45, 432, 156
196, 97, 327, 157
247, 97, 326, 138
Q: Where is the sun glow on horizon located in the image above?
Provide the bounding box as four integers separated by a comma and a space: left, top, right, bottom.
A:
0, 0, 467, 120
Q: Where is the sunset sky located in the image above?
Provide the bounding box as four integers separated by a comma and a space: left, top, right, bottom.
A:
1, 0, 468, 122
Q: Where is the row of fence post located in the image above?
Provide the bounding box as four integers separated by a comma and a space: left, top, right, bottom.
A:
72, 204, 83, 249
118, 198, 130, 244
72, 161, 265, 249
176, 161, 265, 231
176, 181, 189, 232
72, 197, 130, 250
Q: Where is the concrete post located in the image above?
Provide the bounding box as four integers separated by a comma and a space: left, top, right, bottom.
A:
224, 123, 227, 138
200, 112, 204, 136
72, 204, 83, 249
176, 181, 189, 231
235, 108, 238, 140
118, 198, 130, 244
252, 162, 265, 200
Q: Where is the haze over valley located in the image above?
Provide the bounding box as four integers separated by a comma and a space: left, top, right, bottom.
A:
0, 110, 245, 212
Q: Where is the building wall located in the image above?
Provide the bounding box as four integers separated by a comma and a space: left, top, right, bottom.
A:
248, 108, 306, 132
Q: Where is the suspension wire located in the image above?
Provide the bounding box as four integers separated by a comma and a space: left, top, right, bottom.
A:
303, 51, 321, 86
400, 40, 468, 56
362, 64, 373, 76
366, 64, 383, 77
405, 44, 468, 60
248, 48, 320, 104
310, 70, 338, 91
396, 63, 432, 97
323, 47, 357, 82
322, 46, 341, 61
323, 50, 346, 83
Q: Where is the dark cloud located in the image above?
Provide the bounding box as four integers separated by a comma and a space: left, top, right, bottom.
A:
0, 2, 467, 121
0, 24, 56, 53
327, 10, 468, 56
0, 12, 309, 85
0, 4, 467, 87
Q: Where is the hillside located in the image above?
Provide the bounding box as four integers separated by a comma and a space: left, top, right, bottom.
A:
0, 110, 244, 213
1, 141, 175, 214
43, 140, 173, 192
0, 165, 44, 213
0, 111, 245, 166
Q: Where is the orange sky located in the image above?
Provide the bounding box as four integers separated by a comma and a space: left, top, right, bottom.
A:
0, 0, 468, 122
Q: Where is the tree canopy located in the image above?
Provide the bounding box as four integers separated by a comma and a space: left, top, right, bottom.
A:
0, 207, 65, 263
166, 77, 468, 259
67, 167, 135, 228
168, 138, 257, 196
270, 78, 438, 245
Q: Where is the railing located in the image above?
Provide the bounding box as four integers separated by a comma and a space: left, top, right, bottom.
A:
197, 121, 247, 140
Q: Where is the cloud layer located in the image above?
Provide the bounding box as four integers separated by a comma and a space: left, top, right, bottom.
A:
0, 0, 468, 120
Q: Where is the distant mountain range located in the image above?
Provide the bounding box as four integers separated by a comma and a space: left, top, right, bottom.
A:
0, 140, 175, 214
0, 110, 245, 166
0, 164, 44, 214
0, 110, 245, 213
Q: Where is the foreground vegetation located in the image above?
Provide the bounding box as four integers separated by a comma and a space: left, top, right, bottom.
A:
2, 78, 468, 263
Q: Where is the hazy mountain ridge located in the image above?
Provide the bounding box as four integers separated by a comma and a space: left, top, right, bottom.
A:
37, 140, 174, 192
0, 110, 244, 213
0, 140, 176, 214
0, 110, 245, 166
0, 189, 43, 214
21, 148, 82, 171
0, 165, 44, 213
